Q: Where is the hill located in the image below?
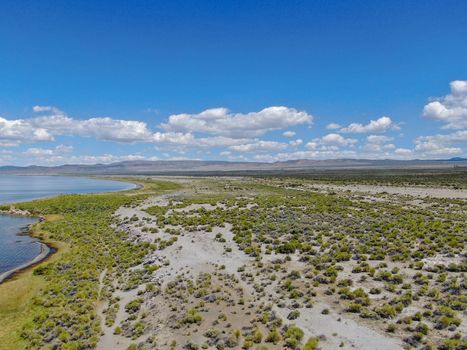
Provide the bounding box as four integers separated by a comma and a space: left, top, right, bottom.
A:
1, 158, 466, 175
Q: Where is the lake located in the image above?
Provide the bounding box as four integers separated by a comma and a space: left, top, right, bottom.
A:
0, 176, 135, 275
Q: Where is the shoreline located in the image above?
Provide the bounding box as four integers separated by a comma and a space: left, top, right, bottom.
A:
0, 179, 137, 207
0, 212, 50, 285
0, 176, 139, 285
0, 240, 52, 284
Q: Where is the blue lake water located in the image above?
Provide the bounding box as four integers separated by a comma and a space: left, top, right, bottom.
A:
0, 215, 38, 274
0, 176, 135, 274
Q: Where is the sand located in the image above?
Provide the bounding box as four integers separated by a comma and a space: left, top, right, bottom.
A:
306, 183, 467, 199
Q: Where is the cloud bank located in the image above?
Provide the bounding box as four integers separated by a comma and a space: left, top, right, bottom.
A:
1, 81, 466, 165
423, 80, 467, 129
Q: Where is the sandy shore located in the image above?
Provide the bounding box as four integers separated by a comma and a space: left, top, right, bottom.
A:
0, 241, 51, 284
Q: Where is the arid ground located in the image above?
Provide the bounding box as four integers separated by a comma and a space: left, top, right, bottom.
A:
93, 177, 466, 350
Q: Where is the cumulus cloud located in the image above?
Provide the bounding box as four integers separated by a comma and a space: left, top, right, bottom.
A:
0, 105, 312, 149
76, 118, 152, 142
22, 144, 73, 164
394, 148, 412, 156
3, 96, 465, 165
301, 134, 357, 154
229, 140, 289, 153
423, 80, 467, 129
23, 144, 73, 157
0, 117, 54, 144
226, 132, 360, 161
33, 106, 153, 142
282, 130, 296, 137
414, 130, 466, 156
289, 139, 303, 147
64, 154, 148, 164
362, 142, 395, 153
339, 116, 395, 133
32, 105, 64, 114
195, 136, 250, 148
326, 122, 341, 130
160, 106, 313, 138
1, 107, 154, 145
367, 135, 394, 143
362, 135, 396, 154
24, 152, 149, 165
321, 133, 358, 146
305, 141, 319, 150
358, 131, 466, 160
252, 149, 359, 162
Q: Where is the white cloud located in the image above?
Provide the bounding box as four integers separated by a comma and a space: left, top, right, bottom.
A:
0, 155, 15, 164
3, 96, 465, 166
196, 136, 249, 148
229, 140, 289, 153
414, 131, 466, 156
289, 139, 303, 147
65, 154, 147, 164
0, 106, 313, 149
0, 140, 21, 147
362, 131, 466, 160
160, 106, 313, 138
151, 132, 196, 146
76, 118, 152, 142
34, 107, 153, 143
282, 130, 296, 137
22, 144, 73, 164
423, 80, 467, 129
32, 105, 64, 114
252, 149, 359, 162
23, 144, 72, 157
362, 142, 395, 153
394, 148, 412, 156
362, 143, 383, 153
321, 133, 357, 146
0, 117, 54, 144
367, 135, 394, 143
305, 141, 318, 150
340, 116, 395, 133
1, 108, 154, 145
302, 134, 357, 153
326, 122, 341, 130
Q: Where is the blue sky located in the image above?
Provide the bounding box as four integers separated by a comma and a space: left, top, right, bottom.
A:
0, 0, 466, 165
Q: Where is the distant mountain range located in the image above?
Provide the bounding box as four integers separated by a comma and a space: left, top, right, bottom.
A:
0, 158, 466, 175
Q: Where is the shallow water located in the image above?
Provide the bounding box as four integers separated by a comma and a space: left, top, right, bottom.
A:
0, 176, 135, 274
0, 175, 135, 203
0, 215, 38, 274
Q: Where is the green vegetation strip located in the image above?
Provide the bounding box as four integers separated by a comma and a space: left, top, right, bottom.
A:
0, 179, 180, 350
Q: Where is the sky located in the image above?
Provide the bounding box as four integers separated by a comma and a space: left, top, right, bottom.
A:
0, 0, 466, 166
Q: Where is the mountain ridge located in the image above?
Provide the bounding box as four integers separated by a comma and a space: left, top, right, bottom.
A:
1, 158, 466, 175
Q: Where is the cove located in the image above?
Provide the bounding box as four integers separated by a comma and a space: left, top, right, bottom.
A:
0, 176, 135, 280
